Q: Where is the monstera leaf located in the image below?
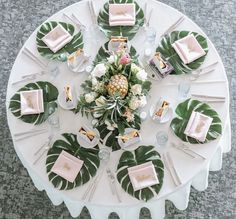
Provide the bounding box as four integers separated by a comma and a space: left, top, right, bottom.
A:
9, 81, 58, 125
94, 41, 138, 65
97, 125, 121, 151
156, 31, 208, 75
97, 0, 144, 40
36, 21, 83, 61
117, 146, 164, 201
46, 133, 100, 190
170, 99, 222, 144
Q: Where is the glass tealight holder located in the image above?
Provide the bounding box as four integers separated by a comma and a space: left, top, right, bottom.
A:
156, 131, 168, 147
98, 148, 110, 161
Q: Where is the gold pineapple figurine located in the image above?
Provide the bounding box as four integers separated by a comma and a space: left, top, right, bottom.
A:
107, 74, 128, 98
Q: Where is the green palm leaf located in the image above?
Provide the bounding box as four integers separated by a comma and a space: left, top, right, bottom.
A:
9, 81, 58, 125
156, 31, 208, 75
97, 0, 144, 40
170, 98, 222, 144
46, 133, 100, 190
117, 145, 164, 201
36, 21, 83, 61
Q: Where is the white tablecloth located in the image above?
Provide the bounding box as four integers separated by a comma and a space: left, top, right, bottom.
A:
6, 0, 231, 218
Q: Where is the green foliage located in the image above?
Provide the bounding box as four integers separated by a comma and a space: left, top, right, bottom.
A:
36, 21, 83, 61
9, 81, 58, 125
117, 146, 164, 201
94, 41, 139, 66
156, 31, 208, 74
97, 0, 145, 40
170, 98, 222, 143
46, 133, 100, 190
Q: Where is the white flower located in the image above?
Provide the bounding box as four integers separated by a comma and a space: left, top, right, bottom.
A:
107, 55, 116, 64
105, 120, 117, 131
139, 95, 147, 107
85, 92, 97, 103
136, 69, 148, 81
93, 112, 103, 118
131, 84, 142, 95
91, 77, 98, 86
95, 96, 106, 106
129, 96, 141, 110
129, 95, 147, 110
91, 63, 107, 78
131, 63, 141, 73
93, 81, 105, 93
124, 107, 135, 122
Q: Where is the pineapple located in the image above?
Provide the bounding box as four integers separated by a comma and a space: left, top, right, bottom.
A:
107, 74, 128, 98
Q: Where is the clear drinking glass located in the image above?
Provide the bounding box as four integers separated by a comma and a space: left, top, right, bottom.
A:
146, 27, 157, 44
178, 82, 191, 99
156, 131, 168, 147
48, 111, 60, 131
46, 61, 61, 79
144, 27, 157, 58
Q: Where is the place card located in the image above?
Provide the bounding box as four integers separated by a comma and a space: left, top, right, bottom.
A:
64, 85, 73, 102
118, 129, 141, 148
128, 161, 159, 191
57, 84, 78, 110
78, 126, 98, 145
172, 34, 206, 64
152, 98, 170, 122
20, 89, 44, 115
108, 36, 129, 53
51, 150, 84, 183
184, 111, 213, 142
149, 52, 174, 77
109, 3, 136, 26
42, 24, 73, 53
67, 48, 86, 71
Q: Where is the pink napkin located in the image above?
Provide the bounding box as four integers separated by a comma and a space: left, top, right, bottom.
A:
128, 161, 159, 191
184, 111, 213, 142
172, 34, 206, 64
109, 3, 135, 26
42, 24, 73, 53
51, 150, 84, 183
20, 89, 44, 115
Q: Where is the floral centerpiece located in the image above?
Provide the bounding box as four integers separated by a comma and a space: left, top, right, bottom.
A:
75, 49, 151, 150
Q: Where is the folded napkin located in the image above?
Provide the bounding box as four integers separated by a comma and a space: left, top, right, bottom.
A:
184, 111, 213, 142
128, 161, 159, 191
20, 89, 44, 115
51, 150, 84, 183
109, 3, 135, 26
42, 24, 73, 53
172, 34, 206, 64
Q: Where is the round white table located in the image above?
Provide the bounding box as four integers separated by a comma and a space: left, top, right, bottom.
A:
6, 0, 231, 218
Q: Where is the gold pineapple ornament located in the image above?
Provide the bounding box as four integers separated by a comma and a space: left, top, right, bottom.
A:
107, 74, 128, 98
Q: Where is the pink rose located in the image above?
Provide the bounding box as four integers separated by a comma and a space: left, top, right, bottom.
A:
119, 54, 131, 65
